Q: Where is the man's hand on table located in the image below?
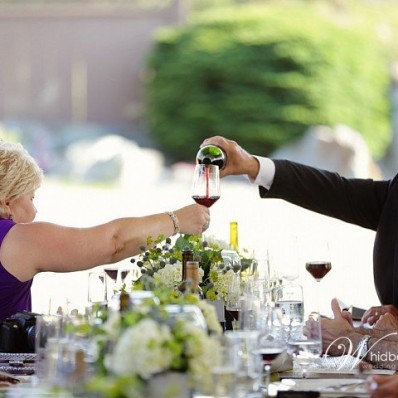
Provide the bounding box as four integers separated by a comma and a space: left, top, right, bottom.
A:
361, 305, 398, 326
321, 298, 356, 356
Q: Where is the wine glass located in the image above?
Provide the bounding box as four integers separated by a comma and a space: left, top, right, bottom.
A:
87, 270, 106, 305
119, 268, 131, 290
191, 164, 220, 208
305, 240, 332, 314
305, 260, 332, 282
225, 271, 243, 330
304, 239, 332, 282
286, 311, 322, 378
254, 306, 286, 396
103, 266, 120, 307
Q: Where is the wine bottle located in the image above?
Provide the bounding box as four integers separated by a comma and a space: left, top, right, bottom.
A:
185, 261, 204, 298
196, 144, 226, 169
119, 292, 131, 312
229, 221, 239, 252
178, 247, 193, 292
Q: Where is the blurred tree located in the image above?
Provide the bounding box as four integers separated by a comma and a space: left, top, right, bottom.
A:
145, 3, 392, 162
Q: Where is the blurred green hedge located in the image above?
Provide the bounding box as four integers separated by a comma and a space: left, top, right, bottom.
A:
145, 5, 391, 162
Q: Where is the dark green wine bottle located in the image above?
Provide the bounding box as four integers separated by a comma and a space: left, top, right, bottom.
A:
196, 145, 226, 169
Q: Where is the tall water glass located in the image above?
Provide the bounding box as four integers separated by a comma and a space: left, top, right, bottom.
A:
211, 336, 240, 398
274, 283, 304, 331
225, 330, 262, 398
34, 314, 62, 385
286, 311, 322, 377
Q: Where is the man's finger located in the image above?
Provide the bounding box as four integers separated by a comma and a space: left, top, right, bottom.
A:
331, 298, 343, 318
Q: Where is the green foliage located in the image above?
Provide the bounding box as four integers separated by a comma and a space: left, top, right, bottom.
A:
132, 234, 223, 288
146, 3, 391, 160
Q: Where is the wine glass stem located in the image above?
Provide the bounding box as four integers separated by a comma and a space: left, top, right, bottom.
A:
264, 363, 272, 397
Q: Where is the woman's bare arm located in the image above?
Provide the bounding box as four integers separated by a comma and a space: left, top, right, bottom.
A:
0, 204, 209, 281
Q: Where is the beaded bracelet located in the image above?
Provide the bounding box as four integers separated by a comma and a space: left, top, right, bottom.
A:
165, 211, 180, 235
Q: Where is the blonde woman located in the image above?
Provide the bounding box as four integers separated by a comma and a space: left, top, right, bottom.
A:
0, 140, 210, 321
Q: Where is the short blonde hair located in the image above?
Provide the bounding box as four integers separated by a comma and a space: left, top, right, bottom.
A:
0, 140, 43, 218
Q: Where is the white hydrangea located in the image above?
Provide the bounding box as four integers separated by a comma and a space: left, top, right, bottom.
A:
105, 318, 173, 379
212, 269, 235, 301
153, 262, 182, 287
180, 322, 221, 393
153, 261, 204, 287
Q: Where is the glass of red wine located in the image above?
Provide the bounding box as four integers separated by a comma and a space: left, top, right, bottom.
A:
305, 241, 332, 315
305, 240, 332, 282
191, 164, 220, 208
225, 270, 242, 330
305, 261, 332, 282
254, 306, 286, 396
103, 267, 130, 305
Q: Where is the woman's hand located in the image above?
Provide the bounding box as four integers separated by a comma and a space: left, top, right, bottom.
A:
200, 136, 260, 180
361, 305, 398, 326
175, 204, 210, 235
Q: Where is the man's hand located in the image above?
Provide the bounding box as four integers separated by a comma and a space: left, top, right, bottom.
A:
321, 298, 355, 356
200, 136, 260, 180
373, 313, 398, 331
366, 374, 398, 398
361, 305, 398, 326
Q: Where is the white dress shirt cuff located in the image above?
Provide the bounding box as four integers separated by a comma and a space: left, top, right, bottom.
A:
250, 156, 276, 190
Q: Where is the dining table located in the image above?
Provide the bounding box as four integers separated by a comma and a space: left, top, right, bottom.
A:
1, 351, 395, 398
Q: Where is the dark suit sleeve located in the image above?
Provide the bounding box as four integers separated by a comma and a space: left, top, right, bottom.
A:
258, 160, 390, 231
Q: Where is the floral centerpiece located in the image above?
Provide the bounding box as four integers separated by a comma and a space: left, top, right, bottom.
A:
85, 287, 222, 398
131, 234, 254, 302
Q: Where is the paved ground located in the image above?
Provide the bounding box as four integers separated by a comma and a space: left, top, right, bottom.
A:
32, 174, 378, 317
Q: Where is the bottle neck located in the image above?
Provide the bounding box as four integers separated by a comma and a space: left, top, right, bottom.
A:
181, 249, 193, 281
185, 261, 200, 293
229, 221, 239, 251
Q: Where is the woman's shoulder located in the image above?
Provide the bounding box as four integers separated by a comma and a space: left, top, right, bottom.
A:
0, 218, 16, 241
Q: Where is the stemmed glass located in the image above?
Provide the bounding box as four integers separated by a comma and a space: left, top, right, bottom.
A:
103, 266, 131, 306
225, 271, 242, 330
191, 164, 220, 208
286, 311, 322, 378
87, 270, 106, 305
119, 268, 131, 290
305, 240, 332, 313
254, 306, 286, 396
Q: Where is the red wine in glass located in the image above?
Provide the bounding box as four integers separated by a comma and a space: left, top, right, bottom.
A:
256, 348, 284, 364
192, 164, 220, 210
192, 195, 220, 208
120, 270, 130, 281
305, 261, 332, 281
227, 309, 240, 321
104, 268, 118, 282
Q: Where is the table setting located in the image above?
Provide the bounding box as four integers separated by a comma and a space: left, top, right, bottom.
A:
0, 148, 395, 398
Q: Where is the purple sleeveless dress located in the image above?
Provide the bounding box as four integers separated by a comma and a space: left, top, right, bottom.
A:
0, 218, 33, 321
